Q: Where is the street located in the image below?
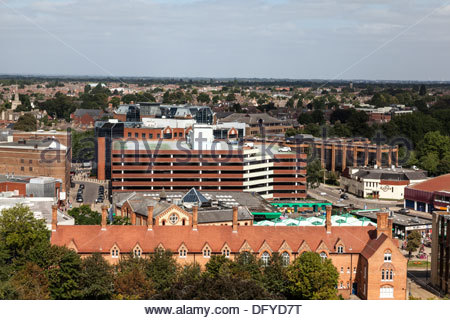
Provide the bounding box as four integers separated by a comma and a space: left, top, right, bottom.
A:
69, 181, 109, 211
308, 183, 403, 210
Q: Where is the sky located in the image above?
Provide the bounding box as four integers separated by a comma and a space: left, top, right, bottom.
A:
1, 0, 450, 81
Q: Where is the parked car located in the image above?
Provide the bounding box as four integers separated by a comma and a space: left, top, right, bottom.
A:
278, 146, 291, 152
320, 192, 327, 196
79, 184, 85, 189
340, 193, 349, 200
397, 208, 410, 214
76, 196, 83, 203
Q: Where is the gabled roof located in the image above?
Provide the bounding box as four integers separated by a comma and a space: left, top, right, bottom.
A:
407, 174, 450, 193
51, 225, 376, 254
360, 232, 388, 259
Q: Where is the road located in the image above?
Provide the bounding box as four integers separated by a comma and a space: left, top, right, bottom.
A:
69, 181, 108, 210
308, 183, 403, 210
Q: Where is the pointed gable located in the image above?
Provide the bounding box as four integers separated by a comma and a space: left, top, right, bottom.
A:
258, 240, 273, 254
133, 242, 143, 257
315, 240, 330, 253
67, 239, 78, 252
239, 240, 254, 253
334, 238, 345, 252
182, 188, 209, 206
297, 240, 311, 254
278, 240, 292, 253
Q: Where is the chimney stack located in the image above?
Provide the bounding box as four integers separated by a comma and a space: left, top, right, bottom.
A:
192, 205, 198, 230
232, 206, 238, 233
101, 205, 108, 230
325, 205, 332, 233
51, 205, 58, 232
147, 206, 153, 230
376, 211, 389, 238
131, 211, 136, 225
387, 217, 393, 239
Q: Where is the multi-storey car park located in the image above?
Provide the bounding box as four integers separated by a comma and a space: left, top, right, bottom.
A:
105, 125, 306, 200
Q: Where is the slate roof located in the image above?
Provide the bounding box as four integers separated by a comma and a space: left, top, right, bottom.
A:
73, 109, 103, 118
221, 113, 282, 125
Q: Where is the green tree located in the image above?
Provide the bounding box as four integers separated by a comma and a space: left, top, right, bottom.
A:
71, 129, 95, 163
419, 84, 427, 96
0, 205, 50, 265
197, 92, 211, 104
9, 262, 50, 299
80, 253, 114, 299
406, 231, 422, 258
38, 92, 78, 121
67, 205, 101, 225
14, 113, 37, 131
226, 93, 236, 102
114, 256, 154, 299
145, 248, 179, 294
307, 159, 324, 189
286, 252, 340, 300
262, 253, 289, 297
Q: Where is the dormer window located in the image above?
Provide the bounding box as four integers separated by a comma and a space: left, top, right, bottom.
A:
111, 246, 119, 258
179, 249, 187, 258
320, 251, 327, 261
223, 248, 230, 258
281, 252, 290, 266
337, 246, 344, 254
133, 247, 142, 258
203, 248, 211, 258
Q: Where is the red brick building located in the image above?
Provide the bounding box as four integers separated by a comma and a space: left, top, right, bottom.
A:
51, 206, 407, 299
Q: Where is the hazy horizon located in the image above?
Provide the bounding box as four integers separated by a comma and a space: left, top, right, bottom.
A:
1, 0, 450, 81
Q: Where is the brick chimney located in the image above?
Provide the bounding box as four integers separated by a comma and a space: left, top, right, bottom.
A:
376, 212, 390, 238
192, 205, 198, 230
131, 211, 136, 225
325, 205, 332, 233
232, 206, 238, 233
147, 206, 153, 230
101, 205, 108, 231
51, 204, 58, 232
387, 217, 393, 239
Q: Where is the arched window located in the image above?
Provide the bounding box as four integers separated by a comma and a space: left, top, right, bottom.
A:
223, 248, 230, 258
384, 250, 392, 262
162, 220, 166, 226
320, 252, 327, 261
182, 218, 186, 226
111, 246, 119, 258
134, 248, 142, 258
261, 251, 270, 266
203, 248, 211, 258
281, 252, 290, 266
179, 248, 187, 258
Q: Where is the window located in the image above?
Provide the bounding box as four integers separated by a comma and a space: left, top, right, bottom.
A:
340, 267, 344, 273
384, 251, 392, 262
149, 134, 153, 139
134, 248, 141, 258
223, 248, 230, 258
111, 247, 119, 258
169, 213, 179, 225
157, 134, 160, 138
128, 132, 131, 137
337, 246, 344, 253
320, 252, 327, 261
174, 133, 177, 137
381, 269, 385, 280
203, 248, 211, 258
29, 159, 32, 164
346, 281, 350, 289
281, 252, 290, 266
390, 269, 393, 280
135, 133, 138, 138
380, 286, 394, 298
261, 251, 270, 266
21, 167, 24, 171
339, 281, 343, 289
142, 133, 146, 139
353, 267, 357, 273
347, 267, 350, 274
179, 249, 187, 258
29, 167, 32, 172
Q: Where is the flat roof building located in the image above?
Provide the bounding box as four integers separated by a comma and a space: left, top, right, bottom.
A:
404, 174, 450, 213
